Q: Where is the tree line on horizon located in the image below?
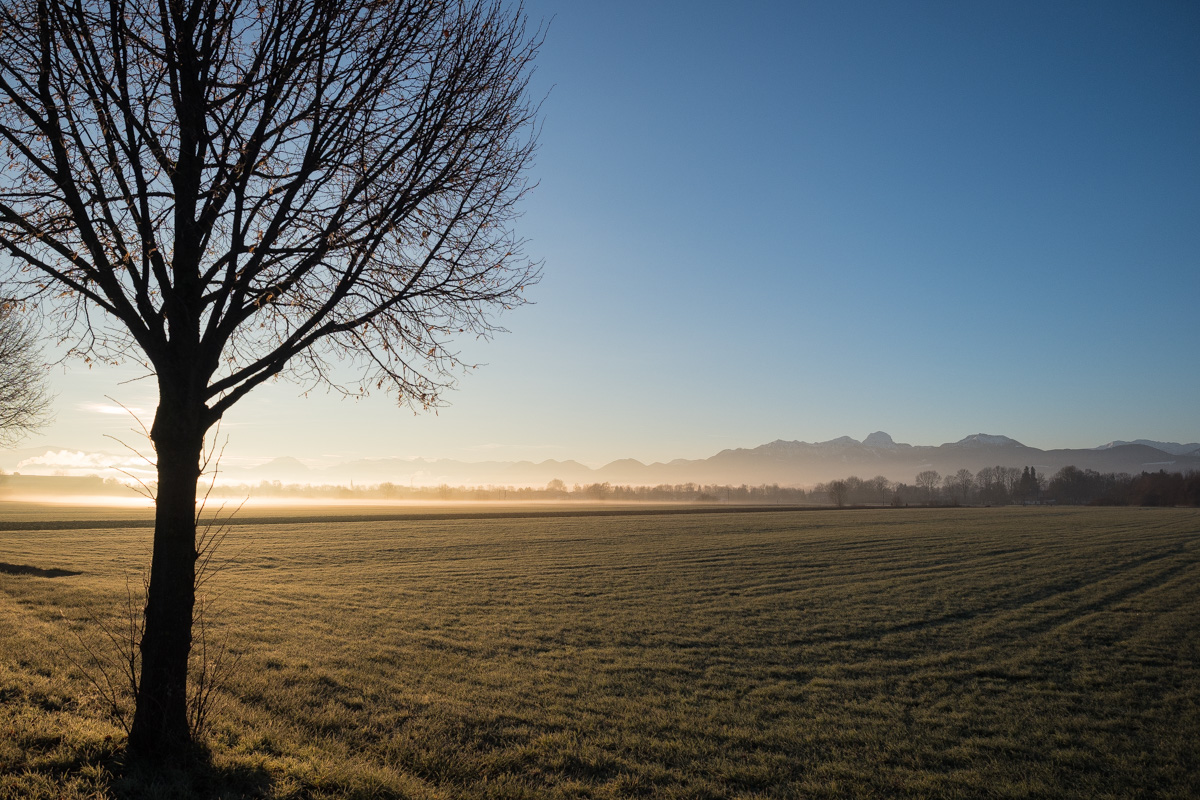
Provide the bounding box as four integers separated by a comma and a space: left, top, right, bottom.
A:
823, 465, 1200, 508
197, 465, 1200, 506
5, 465, 1197, 507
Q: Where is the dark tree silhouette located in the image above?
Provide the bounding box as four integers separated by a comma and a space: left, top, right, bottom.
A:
915, 469, 941, 504
0, 304, 50, 446
949, 468, 973, 503
868, 475, 891, 505
0, 0, 541, 761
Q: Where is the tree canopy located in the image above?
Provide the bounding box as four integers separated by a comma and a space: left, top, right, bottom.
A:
0, 0, 540, 414
0, 303, 50, 446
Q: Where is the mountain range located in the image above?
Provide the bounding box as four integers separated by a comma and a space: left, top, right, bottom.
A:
234, 433, 1200, 488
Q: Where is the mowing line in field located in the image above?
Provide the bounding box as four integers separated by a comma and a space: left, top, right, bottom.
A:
0, 503, 859, 531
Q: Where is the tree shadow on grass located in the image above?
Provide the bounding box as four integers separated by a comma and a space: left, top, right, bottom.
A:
110, 751, 275, 800
63, 741, 276, 800
0, 561, 82, 578
5, 739, 275, 800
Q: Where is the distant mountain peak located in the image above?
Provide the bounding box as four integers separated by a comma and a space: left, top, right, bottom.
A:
252, 456, 310, 471
821, 435, 860, 446
1094, 439, 1200, 456
950, 433, 1024, 448
863, 431, 897, 448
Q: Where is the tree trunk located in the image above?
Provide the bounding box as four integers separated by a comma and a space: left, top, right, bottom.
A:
126, 398, 205, 761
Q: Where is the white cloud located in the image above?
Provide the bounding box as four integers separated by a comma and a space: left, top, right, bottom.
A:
78, 402, 150, 417
16, 449, 155, 478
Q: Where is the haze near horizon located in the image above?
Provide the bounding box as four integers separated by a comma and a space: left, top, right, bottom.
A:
7, 0, 1198, 477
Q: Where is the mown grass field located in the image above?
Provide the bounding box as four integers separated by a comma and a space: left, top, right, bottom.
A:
1, 504, 1198, 798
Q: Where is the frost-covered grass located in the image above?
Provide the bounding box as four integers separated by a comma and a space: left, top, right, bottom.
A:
2, 505, 1199, 798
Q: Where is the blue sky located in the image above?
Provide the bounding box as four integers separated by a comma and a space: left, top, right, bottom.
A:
10, 0, 1200, 474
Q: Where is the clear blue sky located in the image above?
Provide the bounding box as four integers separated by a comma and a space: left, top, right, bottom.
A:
10, 0, 1200, 475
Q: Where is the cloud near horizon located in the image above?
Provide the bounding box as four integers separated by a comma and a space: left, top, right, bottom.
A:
78, 402, 151, 417
16, 449, 155, 478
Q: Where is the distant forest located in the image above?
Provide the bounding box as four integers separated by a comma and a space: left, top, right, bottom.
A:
818, 465, 1200, 508
4, 465, 1197, 507
195, 465, 1200, 507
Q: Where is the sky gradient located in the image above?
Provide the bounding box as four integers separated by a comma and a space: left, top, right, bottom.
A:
7, 0, 1199, 476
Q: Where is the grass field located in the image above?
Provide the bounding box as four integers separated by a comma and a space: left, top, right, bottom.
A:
1, 504, 1198, 798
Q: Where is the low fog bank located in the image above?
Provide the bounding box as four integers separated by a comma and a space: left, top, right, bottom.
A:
0, 473, 141, 500
4, 466, 1197, 509
0, 470, 826, 507
7, 433, 1198, 492
0, 472, 823, 505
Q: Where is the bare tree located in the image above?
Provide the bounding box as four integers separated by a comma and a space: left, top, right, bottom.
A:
1001, 466, 1022, 498
975, 465, 997, 502
826, 479, 848, 507
945, 468, 973, 504
0, 0, 541, 761
868, 475, 891, 505
843, 475, 863, 504
0, 304, 50, 446
586, 481, 611, 501
914, 470, 941, 504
